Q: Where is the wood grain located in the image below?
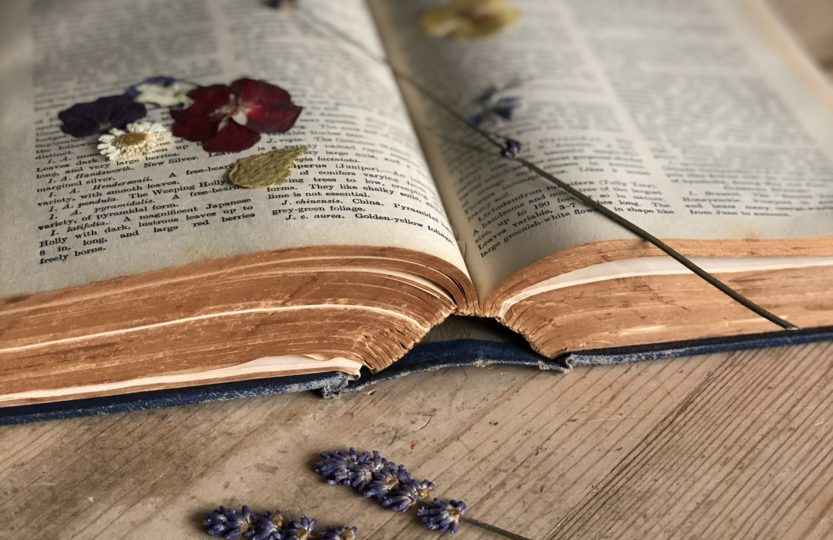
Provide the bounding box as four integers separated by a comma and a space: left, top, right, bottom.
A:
0, 1, 831, 539
2, 342, 833, 539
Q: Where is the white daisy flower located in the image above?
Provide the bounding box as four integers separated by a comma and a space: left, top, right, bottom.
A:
97, 122, 172, 162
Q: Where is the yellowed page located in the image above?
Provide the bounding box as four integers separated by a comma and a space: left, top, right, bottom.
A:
370, 0, 833, 298
0, 0, 469, 298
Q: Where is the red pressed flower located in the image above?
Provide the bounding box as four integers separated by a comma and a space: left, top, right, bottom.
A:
171, 78, 302, 152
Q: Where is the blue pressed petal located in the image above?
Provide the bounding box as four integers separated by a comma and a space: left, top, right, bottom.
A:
467, 114, 484, 126
495, 96, 521, 108
58, 95, 146, 137
494, 107, 514, 120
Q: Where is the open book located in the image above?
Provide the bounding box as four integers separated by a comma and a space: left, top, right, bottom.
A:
2, 0, 833, 418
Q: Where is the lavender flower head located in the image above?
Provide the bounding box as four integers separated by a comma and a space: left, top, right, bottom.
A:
501, 138, 521, 158
381, 478, 435, 512
318, 526, 358, 540
417, 499, 468, 535
284, 515, 317, 540
361, 463, 411, 499
315, 448, 365, 486
250, 510, 285, 540
347, 450, 389, 490
204, 505, 254, 539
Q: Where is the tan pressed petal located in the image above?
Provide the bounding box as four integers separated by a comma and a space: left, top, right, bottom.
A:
228, 146, 307, 188
420, 0, 520, 39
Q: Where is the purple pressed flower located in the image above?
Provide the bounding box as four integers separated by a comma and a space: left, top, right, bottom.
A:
315, 448, 365, 486
467, 86, 521, 127
58, 95, 147, 138
204, 505, 254, 539
381, 478, 435, 512
467, 113, 485, 127
317, 526, 358, 540
361, 463, 411, 500
283, 516, 317, 540
250, 510, 285, 540
492, 96, 520, 119
417, 499, 467, 535
501, 138, 521, 158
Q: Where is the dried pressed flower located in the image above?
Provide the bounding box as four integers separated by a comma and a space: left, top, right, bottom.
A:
126, 75, 193, 108
421, 0, 520, 40
501, 138, 521, 158
227, 146, 306, 188
97, 122, 171, 162
171, 78, 302, 153
468, 85, 521, 127
58, 95, 147, 138
417, 498, 468, 535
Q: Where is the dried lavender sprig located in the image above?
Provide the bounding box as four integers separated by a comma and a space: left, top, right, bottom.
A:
203, 505, 356, 540
291, 8, 798, 332
316, 450, 529, 539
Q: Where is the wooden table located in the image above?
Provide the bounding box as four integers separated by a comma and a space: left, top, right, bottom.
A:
2, 3, 832, 539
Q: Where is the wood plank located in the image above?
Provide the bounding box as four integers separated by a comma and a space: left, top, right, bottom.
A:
1, 342, 833, 538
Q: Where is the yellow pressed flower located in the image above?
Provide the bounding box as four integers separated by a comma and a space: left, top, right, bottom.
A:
421, 0, 520, 39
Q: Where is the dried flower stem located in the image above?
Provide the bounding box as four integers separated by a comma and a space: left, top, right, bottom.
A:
292, 9, 798, 331
451, 136, 799, 331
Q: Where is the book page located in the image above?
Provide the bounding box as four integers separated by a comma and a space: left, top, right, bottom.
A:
369, 0, 833, 297
0, 0, 468, 298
